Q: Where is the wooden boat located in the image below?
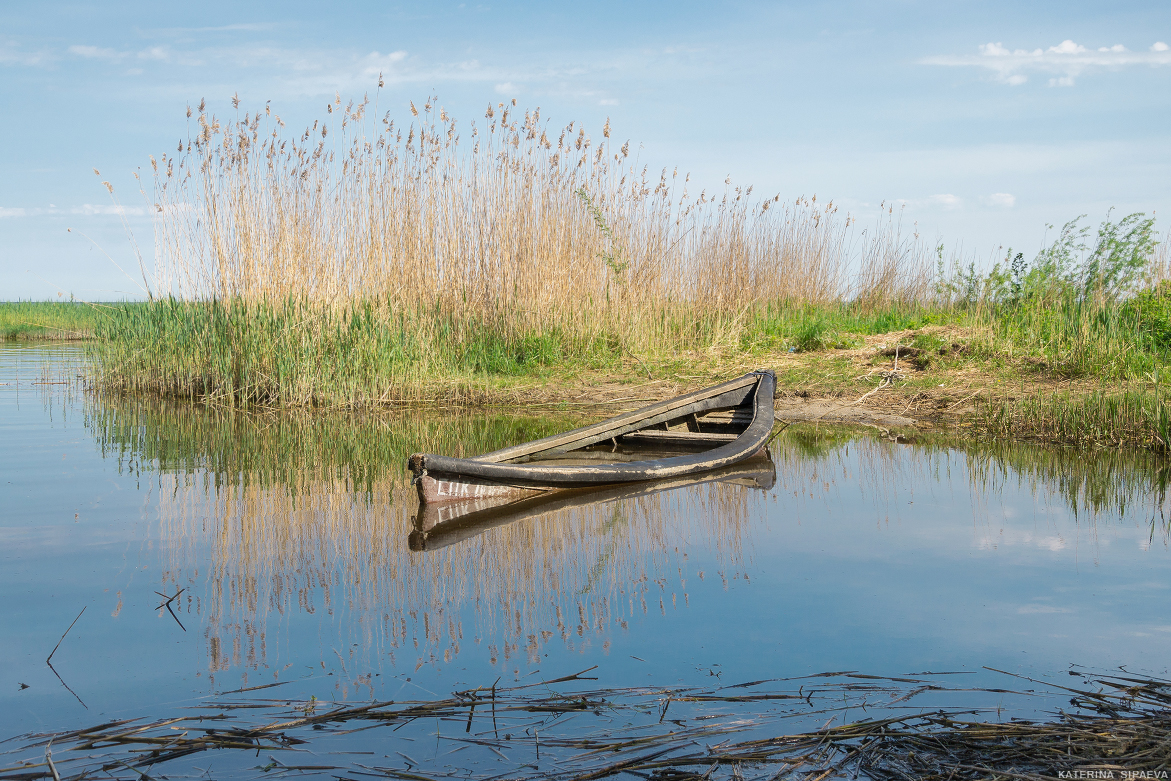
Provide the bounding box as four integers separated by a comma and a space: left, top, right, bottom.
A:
406, 369, 776, 504
409, 453, 776, 551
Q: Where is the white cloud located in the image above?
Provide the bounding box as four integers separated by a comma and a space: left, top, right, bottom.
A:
986, 193, 1015, 208
494, 82, 516, 94
929, 193, 962, 209
923, 39, 1171, 86
1048, 39, 1086, 55
0, 207, 28, 218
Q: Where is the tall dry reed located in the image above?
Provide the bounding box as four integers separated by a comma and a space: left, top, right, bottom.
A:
149, 94, 934, 347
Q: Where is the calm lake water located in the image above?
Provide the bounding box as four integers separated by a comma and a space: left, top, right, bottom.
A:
3, 342, 1170, 769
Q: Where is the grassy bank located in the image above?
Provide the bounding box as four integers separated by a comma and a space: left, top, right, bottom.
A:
0, 300, 135, 340
24, 94, 1171, 450
85, 281, 1171, 447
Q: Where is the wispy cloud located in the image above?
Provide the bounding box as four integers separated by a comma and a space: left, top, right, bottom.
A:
0, 40, 55, 67
889, 192, 1014, 212
0, 205, 147, 218
145, 23, 280, 36
68, 44, 122, 60
49, 33, 657, 106
68, 43, 202, 66
1017, 604, 1072, 614
923, 40, 1171, 86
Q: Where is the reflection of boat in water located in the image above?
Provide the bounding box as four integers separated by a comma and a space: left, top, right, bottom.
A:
407, 370, 776, 504
409, 453, 777, 551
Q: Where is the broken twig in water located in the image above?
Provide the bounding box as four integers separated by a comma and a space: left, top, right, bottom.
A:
153, 588, 186, 632
46, 607, 85, 665
44, 607, 89, 710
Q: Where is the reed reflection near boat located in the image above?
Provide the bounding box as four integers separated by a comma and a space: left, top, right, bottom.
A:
406, 370, 777, 504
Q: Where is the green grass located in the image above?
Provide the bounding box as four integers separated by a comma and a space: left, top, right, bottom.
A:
86, 297, 979, 408
0, 300, 132, 340
90, 298, 629, 407
744, 301, 953, 353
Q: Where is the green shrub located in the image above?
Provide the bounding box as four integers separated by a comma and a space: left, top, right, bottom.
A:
1124, 281, 1171, 350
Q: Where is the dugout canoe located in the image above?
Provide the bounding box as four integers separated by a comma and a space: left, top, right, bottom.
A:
406, 369, 776, 504
409, 453, 777, 551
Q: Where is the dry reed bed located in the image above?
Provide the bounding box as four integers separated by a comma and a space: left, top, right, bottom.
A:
152, 94, 933, 322
93, 95, 937, 406
2, 668, 1166, 780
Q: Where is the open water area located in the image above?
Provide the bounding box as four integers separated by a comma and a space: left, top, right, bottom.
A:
2, 341, 1170, 778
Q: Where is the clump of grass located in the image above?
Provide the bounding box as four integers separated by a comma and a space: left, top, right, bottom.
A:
1124, 280, 1171, 349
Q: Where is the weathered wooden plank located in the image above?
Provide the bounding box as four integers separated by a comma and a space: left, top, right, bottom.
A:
474, 373, 759, 464
620, 430, 738, 445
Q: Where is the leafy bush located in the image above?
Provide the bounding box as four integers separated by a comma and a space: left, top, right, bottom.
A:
1124, 281, 1171, 350
940, 211, 1158, 308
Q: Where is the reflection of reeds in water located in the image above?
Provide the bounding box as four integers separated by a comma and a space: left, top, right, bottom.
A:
773, 424, 1171, 546
89, 396, 759, 680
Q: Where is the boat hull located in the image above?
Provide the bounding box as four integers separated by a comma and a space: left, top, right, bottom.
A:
414, 474, 545, 504
410, 453, 777, 551
408, 370, 776, 504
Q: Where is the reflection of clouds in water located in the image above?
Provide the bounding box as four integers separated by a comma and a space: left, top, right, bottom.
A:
770, 426, 1169, 565
974, 530, 1069, 552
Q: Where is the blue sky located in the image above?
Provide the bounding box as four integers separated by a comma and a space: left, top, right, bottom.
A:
2, 0, 1169, 299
